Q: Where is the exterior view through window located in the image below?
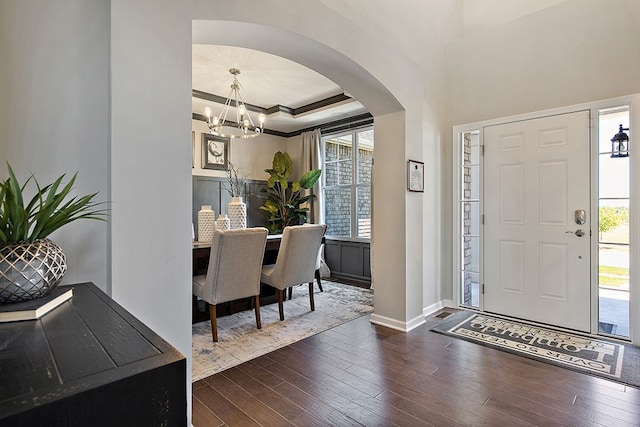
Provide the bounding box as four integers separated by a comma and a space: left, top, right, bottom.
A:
323, 128, 374, 239
598, 106, 630, 338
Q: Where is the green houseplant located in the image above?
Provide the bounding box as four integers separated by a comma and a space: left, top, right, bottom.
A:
259, 151, 321, 234
0, 163, 106, 304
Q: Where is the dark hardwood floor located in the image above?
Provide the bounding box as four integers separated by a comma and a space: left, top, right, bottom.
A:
193, 312, 640, 426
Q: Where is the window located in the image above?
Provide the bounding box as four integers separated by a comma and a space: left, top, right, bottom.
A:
323, 127, 374, 239
458, 130, 481, 309
597, 106, 630, 338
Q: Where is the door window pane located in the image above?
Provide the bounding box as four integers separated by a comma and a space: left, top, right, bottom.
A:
461, 202, 480, 236
599, 154, 629, 198
463, 132, 480, 165
461, 165, 480, 200
598, 200, 629, 245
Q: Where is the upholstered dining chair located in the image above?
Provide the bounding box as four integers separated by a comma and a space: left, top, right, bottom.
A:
192, 227, 268, 342
314, 244, 324, 292
261, 224, 326, 321
288, 244, 324, 300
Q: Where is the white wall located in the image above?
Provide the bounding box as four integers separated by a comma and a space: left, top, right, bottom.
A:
110, 1, 193, 423
442, 0, 640, 306
446, 0, 640, 125
0, 0, 110, 291
192, 119, 289, 180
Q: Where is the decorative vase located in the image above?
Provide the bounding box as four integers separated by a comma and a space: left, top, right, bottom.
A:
197, 205, 216, 242
0, 239, 67, 304
215, 214, 230, 231
228, 196, 247, 229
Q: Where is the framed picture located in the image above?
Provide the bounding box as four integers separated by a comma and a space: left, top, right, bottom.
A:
191, 131, 195, 168
202, 133, 229, 170
407, 159, 424, 192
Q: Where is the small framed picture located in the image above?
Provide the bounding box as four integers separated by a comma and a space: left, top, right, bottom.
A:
191, 131, 195, 168
202, 133, 229, 170
407, 160, 424, 192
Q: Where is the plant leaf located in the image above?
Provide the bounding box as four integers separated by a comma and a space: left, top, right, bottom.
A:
299, 169, 322, 189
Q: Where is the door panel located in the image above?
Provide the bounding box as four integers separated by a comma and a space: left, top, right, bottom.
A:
484, 110, 591, 332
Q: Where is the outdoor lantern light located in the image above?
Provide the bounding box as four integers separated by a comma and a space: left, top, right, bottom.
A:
611, 124, 629, 158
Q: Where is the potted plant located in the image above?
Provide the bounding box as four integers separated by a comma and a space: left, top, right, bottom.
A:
259, 151, 321, 234
224, 162, 248, 229
0, 163, 106, 304
223, 161, 245, 199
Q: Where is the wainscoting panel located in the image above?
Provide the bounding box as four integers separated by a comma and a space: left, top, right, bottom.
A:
192, 176, 269, 234
325, 239, 371, 284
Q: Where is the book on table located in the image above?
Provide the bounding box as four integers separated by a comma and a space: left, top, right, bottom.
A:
0, 285, 73, 322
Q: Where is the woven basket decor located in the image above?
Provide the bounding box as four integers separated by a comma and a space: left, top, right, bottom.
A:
0, 239, 67, 304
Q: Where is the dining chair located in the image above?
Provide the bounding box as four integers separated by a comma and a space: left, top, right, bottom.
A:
192, 227, 268, 342
315, 244, 324, 292
288, 243, 324, 300
261, 224, 326, 321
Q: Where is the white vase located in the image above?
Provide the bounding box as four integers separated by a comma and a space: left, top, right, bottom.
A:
215, 213, 230, 231
228, 196, 247, 229
197, 205, 216, 242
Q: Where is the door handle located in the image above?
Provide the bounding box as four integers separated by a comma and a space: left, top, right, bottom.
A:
565, 229, 585, 237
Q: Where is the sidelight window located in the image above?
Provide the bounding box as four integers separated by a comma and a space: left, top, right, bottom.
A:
597, 106, 630, 338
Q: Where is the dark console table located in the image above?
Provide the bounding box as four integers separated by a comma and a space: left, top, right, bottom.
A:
0, 282, 186, 427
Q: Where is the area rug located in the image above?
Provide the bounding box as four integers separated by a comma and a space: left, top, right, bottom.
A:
192, 280, 373, 382
431, 311, 640, 389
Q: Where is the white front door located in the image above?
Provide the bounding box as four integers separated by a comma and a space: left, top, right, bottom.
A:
483, 110, 591, 332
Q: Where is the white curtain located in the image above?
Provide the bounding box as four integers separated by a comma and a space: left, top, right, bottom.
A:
301, 129, 323, 225
301, 129, 330, 277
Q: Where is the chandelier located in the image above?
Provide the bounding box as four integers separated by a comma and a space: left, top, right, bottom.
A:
204, 68, 266, 139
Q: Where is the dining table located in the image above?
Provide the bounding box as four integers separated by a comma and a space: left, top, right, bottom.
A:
192, 233, 283, 276
191, 232, 324, 323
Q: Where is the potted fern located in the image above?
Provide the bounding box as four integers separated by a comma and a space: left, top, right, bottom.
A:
0, 164, 106, 304
259, 151, 321, 234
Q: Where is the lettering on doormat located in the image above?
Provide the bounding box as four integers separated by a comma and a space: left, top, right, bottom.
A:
447, 315, 624, 377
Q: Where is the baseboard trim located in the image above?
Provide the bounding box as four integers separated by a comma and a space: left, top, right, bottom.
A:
423, 299, 454, 317
370, 312, 426, 332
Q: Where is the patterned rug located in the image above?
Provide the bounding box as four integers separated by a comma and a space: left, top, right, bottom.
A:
192, 281, 373, 381
432, 311, 640, 389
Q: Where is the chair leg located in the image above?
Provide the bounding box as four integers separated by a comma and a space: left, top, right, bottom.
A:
209, 304, 218, 342
315, 269, 323, 292
277, 289, 285, 321
254, 295, 262, 329
309, 282, 315, 311
287, 287, 292, 300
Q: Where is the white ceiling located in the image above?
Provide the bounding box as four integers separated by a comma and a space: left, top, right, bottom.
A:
191, 1, 570, 135
192, 45, 368, 135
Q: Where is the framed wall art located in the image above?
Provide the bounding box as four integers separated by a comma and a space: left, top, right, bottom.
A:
191, 131, 195, 168
407, 159, 424, 192
202, 133, 229, 170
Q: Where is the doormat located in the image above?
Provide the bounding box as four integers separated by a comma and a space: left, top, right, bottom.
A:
431, 311, 640, 389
